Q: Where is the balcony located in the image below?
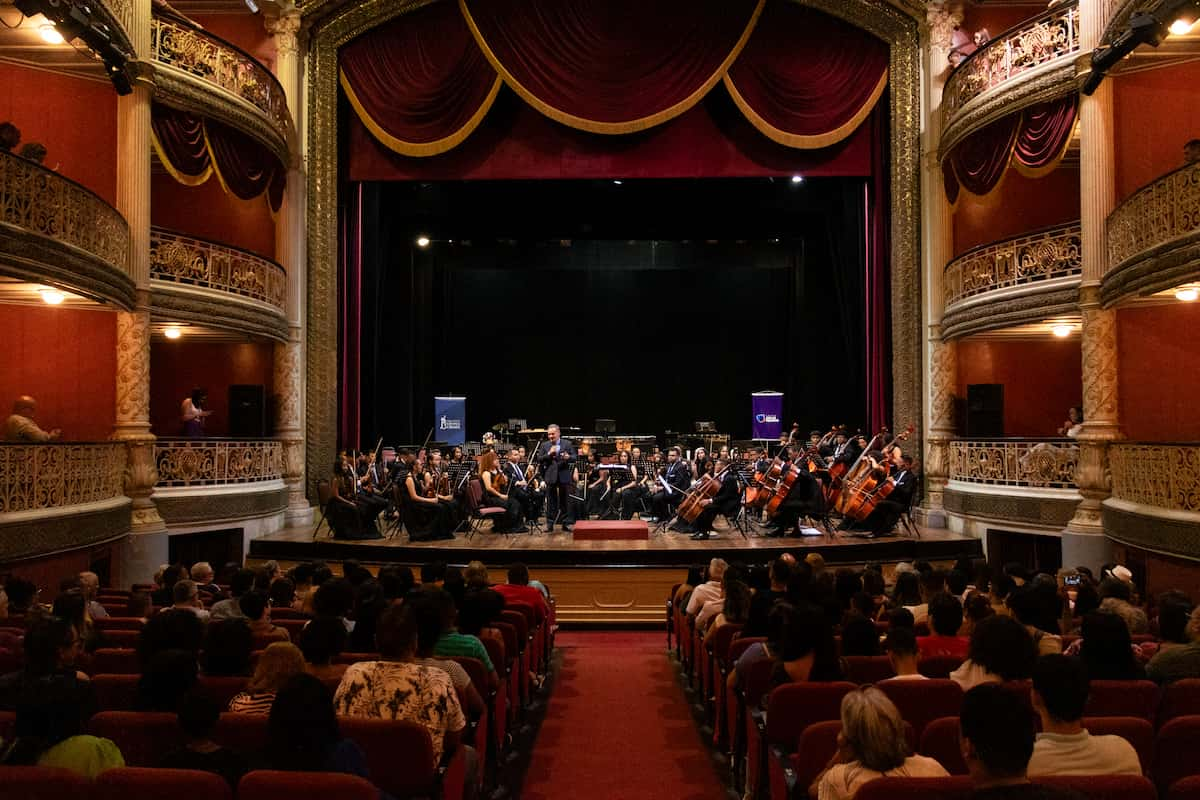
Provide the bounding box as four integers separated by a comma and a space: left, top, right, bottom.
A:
945, 438, 1081, 533
1105, 442, 1200, 560
1103, 161, 1200, 305
940, 2, 1081, 159
150, 13, 290, 166
149, 227, 288, 340
0, 442, 131, 562
153, 438, 287, 529
0, 151, 134, 309
942, 222, 1082, 339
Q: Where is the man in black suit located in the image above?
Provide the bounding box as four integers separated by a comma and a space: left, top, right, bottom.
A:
679, 458, 742, 540
538, 424, 576, 532
651, 447, 692, 522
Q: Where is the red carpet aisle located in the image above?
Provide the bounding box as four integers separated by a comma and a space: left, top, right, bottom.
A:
521, 631, 730, 800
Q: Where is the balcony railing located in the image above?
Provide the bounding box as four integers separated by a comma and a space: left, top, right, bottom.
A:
0, 150, 129, 273
943, 2, 1080, 120
1109, 442, 1200, 514
0, 442, 127, 514
949, 438, 1079, 490
1107, 161, 1200, 272
155, 438, 284, 487
150, 15, 289, 132
944, 222, 1082, 308
150, 227, 286, 312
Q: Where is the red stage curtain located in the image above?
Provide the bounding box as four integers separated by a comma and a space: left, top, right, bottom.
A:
947, 111, 1020, 197
1013, 96, 1077, 175
151, 106, 211, 185
724, 2, 889, 149
459, 0, 763, 133
339, 1, 501, 157
942, 158, 960, 208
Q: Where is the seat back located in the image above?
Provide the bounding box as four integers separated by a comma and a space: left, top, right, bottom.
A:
855, 776, 973, 800
274, 618, 309, 638
316, 479, 333, 507
1085, 680, 1161, 721
764, 682, 858, 746
709, 624, 744, 667
197, 675, 251, 708
89, 711, 184, 765
94, 617, 146, 632
1155, 715, 1200, 794
238, 770, 378, 800
919, 716, 966, 775
1168, 774, 1200, 800
0, 765, 91, 799
212, 712, 270, 755
792, 719, 917, 789
91, 647, 140, 675
491, 622, 519, 665
877, 679, 963, 740
339, 717, 437, 798
332, 652, 379, 665
843, 655, 895, 684
94, 767, 233, 800
268, 607, 307, 620
1036, 775, 1156, 800
1160, 679, 1200, 727
728, 636, 766, 664
465, 478, 484, 513
97, 629, 140, 649
93, 673, 141, 711
499, 610, 528, 649
451, 655, 488, 690
1083, 716, 1154, 775
917, 655, 964, 679
480, 636, 506, 674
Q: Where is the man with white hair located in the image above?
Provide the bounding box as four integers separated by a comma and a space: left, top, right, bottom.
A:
537, 424, 577, 532
190, 562, 223, 599
686, 558, 727, 617
4, 395, 60, 442
167, 580, 211, 621
77, 571, 108, 619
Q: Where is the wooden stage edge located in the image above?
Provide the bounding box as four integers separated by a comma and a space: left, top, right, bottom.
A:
247, 522, 983, 625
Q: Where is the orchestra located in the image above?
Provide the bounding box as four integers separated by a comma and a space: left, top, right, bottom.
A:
321, 418, 922, 543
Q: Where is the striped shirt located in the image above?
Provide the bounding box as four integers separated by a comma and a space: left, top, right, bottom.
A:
413, 657, 471, 691
228, 691, 276, 715
432, 632, 494, 672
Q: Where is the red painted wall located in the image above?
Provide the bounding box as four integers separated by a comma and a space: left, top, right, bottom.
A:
961, 5, 1047, 39
953, 167, 1080, 257
150, 341, 274, 437
0, 540, 123, 600
188, 13, 276, 74
956, 338, 1082, 437
1113, 60, 1200, 202
151, 171, 277, 260
1117, 303, 1200, 442
0, 64, 118, 204
0, 305, 117, 441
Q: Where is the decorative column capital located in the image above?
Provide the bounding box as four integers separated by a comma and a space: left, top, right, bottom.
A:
926, 1, 964, 52
266, 10, 302, 60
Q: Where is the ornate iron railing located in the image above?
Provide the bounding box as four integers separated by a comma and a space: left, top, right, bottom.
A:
944, 222, 1082, 307
0, 442, 127, 514
949, 438, 1079, 489
943, 2, 1080, 119
1110, 442, 1200, 514
0, 151, 129, 272
1107, 161, 1200, 271
99, 0, 133, 43
150, 14, 289, 131
155, 438, 284, 487
150, 227, 286, 311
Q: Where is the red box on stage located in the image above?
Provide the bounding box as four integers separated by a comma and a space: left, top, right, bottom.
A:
571, 520, 650, 541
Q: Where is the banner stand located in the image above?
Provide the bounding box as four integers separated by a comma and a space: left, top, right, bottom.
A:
434, 396, 467, 446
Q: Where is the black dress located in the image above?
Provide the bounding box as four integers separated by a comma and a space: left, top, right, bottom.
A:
402, 472, 455, 541
329, 473, 381, 540
482, 469, 524, 532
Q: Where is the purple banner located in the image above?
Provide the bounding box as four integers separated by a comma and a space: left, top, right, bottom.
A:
751, 391, 783, 440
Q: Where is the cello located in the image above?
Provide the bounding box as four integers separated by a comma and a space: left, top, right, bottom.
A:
676, 464, 732, 524
838, 427, 914, 521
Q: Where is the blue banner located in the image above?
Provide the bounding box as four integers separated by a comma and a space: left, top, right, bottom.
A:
751, 391, 783, 440
434, 396, 467, 445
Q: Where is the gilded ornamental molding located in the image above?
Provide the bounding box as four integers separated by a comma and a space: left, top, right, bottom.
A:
949, 438, 1079, 489
1102, 161, 1200, 306
0, 151, 135, 309
149, 227, 289, 341
1109, 442, 1200, 514
0, 443, 128, 514
939, 2, 1081, 160
155, 438, 285, 487
944, 485, 1079, 528
150, 13, 291, 165
155, 487, 288, 525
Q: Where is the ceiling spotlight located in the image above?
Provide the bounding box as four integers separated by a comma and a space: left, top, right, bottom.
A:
39, 24, 64, 44
791, 175, 804, 184
39, 288, 65, 305
1170, 15, 1198, 35
415, 235, 431, 248
612, 179, 623, 185
1175, 284, 1200, 302
1051, 324, 1073, 338
164, 326, 182, 339
244, 0, 259, 12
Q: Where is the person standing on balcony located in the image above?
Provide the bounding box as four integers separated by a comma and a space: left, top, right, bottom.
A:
181, 388, 212, 437
4, 396, 60, 442
1185, 139, 1200, 164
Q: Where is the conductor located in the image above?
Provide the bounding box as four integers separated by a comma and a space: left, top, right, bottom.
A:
538, 423, 576, 532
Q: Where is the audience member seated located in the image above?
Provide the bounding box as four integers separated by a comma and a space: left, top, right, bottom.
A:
729, 601, 789, 692
883, 627, 926, 680
228, 642, 305, 714
77, 572, 108, 620
1026, 654, 1141, 777
840, 613, 881, 657
151, 565, 188, 607
202, 618, 254, 677
1098, 578, 1148, 635
950, 615, 1037, 690
137, 649, 198, 711
1007, 585, 1063, 656
287, 563, 317, 612
334, 605, 468, 771
410, 591, 486, 717
159, 688, 249, 787
1151, 591, 1194, 655
960, 684, 1083, 799
211, 569, 255, 621
190, 563, 224, 600
262, 673, 370, 778
313, 579, 357, 634
348, 580, 388, 654
770, 602, 843, 689
53, 589, 98, 653
705, 571, 753, 646
5, 577, 42, 619
809, 686, 948, 799
919, 592, 969, 659
494, 564, 549, 622
168, 580, 211, 621
962, 591, 995, 637
0, 616, 93, 712
685, 559, 727, 618
1076, 612, 1145, 680
378, 565, 416, 604
137, 609, 205, 670
241, 591, 290, 643
300, 616, 349, 680
1147, 606, 1200, 684
431, 590, 497, 687
891, 572, 925, 623
268, 578, 296, 611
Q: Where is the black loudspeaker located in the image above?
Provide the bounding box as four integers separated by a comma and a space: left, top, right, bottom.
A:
966, 384, 1004, 437
229, 384, 266, 438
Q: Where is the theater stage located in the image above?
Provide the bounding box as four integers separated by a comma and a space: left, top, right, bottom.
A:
248, 521, 982, 625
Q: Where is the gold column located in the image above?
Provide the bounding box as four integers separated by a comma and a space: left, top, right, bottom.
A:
1064, 0, 1118, 565
267, 7, 312, 523
920, 2, 962, 524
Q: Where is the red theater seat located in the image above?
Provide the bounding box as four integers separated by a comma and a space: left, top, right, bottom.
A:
94, 767, 232, 800
97, 629, 139, 649
90, 648, 140, 675
1037, 774, 1156, 800
238, 770, 379, 800
92, 674, 141, 711
339, 716, 466, 799
1160, 679, 1200, 727
0, 765, 92, 800
1083, 716, 1154, 775
1155, 715, 1200, 795
877, 678, 963, 740
919, 716, 967, 775
843, 655, 895, 684
1085, 680, 1161, 721
1169, 775, 1200, 800
197, 675, 250, 708
917, 655, 964, 679
89, 711, 184, 766
94, 617, 146, 632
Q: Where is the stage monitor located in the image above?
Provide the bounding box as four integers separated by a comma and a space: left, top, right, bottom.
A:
595, 418, 616, 434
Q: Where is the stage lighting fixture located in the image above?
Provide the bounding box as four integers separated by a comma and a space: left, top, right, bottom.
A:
164, 325, 182, 339
14, 0, 134, 94
1175, 284, 1200, 302
612, 179, 623, 185
1051, 323, 1073, 338
791, 174, 804, 184
416, 235, 431, 248
39, 288, 65, 305
1170, 14, 1198, 34
1084, 1, 1200, 94
39, 23, 64, 43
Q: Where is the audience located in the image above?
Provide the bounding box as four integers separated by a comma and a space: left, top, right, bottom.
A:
240, 590, 290, 643
1097, 578, 1148, 635
1154, 591, 1195, 652
1147, 605, 1200, 684
686, 558, 727, 617
137, 649, 198, 712
210, 568, 255, 620
884, 627, 926, 680
160, 688, 249, 787
299, 615, 349, 679
771, 602, 842, 687
919, 591, 969, 658
190, 562, 223, 600
201, 618, 253, 676
228, 641, 305, 714
168, 580, 211, 621
493, 563, 549, 622
77, 572, 108, 620
840, 613, 881, 657
950, 614, 1037, 690
1026, 655, 1141, 777
1076, 612, 1144, 680
263, 673, 370, 777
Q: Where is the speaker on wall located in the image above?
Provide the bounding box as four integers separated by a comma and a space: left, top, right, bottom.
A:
229, 384, 266, 438
966, 383, 1004, 437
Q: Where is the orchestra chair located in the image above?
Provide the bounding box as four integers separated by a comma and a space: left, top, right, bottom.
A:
312, 478, 332, 540
1159, 679, 1200, 728
1082, 716, 1154, 775
1155, 715, 1200, 795
877, 679, 963, 741
1084, 680, 1161, 722
1037, 775, 1156, 800
94, 767, 232, 800
898, 476, 921, 538
919, 716, 967, 774
1169, 775, 1200, 800
239, 771, 379, 800
854, 776, 973, 800
462, 478, 507, 539
0, 765, 91, 800
383, 481, 405, 539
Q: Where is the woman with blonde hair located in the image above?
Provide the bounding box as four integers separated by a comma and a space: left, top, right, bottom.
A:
810, 686, 947, 800
228, 642, 306, 714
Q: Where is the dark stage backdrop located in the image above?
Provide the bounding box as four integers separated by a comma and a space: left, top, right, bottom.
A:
353, 178, 870, 447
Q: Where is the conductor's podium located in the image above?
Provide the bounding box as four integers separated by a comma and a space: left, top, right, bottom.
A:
571, 520, 650, 541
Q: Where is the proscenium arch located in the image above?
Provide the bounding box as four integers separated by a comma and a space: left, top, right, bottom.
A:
302, 0, 923, 492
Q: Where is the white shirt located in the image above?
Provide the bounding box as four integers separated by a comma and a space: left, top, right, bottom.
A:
1027, 731, 1142, 777
686, 580, 723, 616
696, 597, 725, 630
